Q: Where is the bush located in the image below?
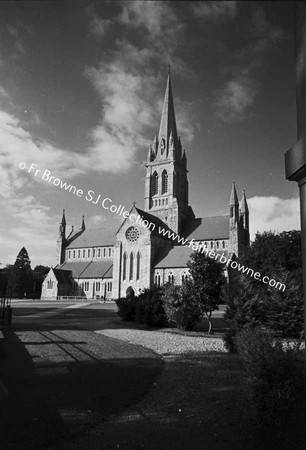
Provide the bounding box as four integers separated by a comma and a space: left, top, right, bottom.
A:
115, 296, 138, 321
236, 327, 306, 440
135, 286, 167, 327
162, 281, 201, 330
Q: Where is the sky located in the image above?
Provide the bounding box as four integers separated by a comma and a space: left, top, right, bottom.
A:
0, 1, 301, 268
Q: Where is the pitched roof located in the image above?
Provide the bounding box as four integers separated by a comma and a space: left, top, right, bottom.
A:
183, 216, 230, 241
58, 261, 113, 278
52, 268, 71, 284
66, 228, 114, 248
135, 207, 174, 239
155, 246, 194, 268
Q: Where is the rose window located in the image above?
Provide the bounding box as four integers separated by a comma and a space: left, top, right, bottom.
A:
125, 226, 140, 243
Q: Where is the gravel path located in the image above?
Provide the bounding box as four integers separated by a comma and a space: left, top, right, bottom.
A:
96, 328, 226, 355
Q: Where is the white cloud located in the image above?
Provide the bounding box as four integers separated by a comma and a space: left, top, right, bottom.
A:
248, 196, 300, 241
214, 76, 258, 122
0, 194, 57, 267
0, 85, 10, 99
89, 14, 112, 38
87, 215, 107, 228
214, 6, 286, 123
191, 1, 237, 21
85, 2, 195, 171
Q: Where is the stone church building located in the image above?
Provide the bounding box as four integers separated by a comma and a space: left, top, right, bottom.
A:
41, 74, 250, 301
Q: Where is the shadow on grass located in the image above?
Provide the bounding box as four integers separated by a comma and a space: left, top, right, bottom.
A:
0, 328, 163, 450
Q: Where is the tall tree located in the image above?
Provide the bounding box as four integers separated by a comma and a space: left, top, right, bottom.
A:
187, 252, 224, 333
224, 231, 303, 351
8, 247, 33, 299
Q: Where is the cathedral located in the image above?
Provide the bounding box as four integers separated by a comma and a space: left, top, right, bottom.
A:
41, 74, 250, 301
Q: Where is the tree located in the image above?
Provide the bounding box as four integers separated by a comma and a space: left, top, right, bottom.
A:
8, 247, 33, 298
224, 231, 303, 351
187, 252, 224, 333
162, 280, 201, 330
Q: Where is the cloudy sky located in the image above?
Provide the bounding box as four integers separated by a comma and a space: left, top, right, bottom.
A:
0, 1, 300, 267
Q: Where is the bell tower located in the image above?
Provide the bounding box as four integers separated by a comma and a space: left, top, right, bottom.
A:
144, 72, 189, 235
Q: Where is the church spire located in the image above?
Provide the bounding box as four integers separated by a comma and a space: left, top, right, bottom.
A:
80, 215, 85, 231
240, 190, 249, 214
158, 71, 178, 148
61, 209, 66, 226
229, 181, 239, 206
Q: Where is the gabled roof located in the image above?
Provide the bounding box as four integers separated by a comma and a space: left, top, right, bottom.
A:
66, 228, 114, 248
155, 246, 193, 268
58, 261, 113, 279
183, 216, 230, 240
52, 268, 71, 284
154, 245, 230, 269
135, 207, 174, 239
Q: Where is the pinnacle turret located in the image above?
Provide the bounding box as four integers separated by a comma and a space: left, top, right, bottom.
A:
240, 190, 249, 214
229, 181, 239, 206
80, 215, 85, 231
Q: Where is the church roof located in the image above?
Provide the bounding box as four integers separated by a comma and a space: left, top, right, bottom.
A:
155, 246, 194, 268
52, 268, 71, 284
52, 269, 71, 284
66, 228, 114, 248
58, 261, 113, 278
183, 215, 230, 240
135, 207, 174, 239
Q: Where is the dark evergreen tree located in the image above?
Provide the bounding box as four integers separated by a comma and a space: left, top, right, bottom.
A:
8, 247, 33, 298
224, 231, 303, 351
187, 252, 224, 333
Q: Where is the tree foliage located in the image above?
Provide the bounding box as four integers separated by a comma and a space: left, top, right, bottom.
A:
8, 247, 33, 298
224, 231, 303, 351
187, 252, 224, 333
162, 280, 201, 330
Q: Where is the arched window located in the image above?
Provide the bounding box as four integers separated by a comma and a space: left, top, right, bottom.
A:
93, 249, 95, 257
78, 250, 81, 258
216, 241, 219, 249
73, 250, 76, 258
129, 253, 134, 280
168, 272, 174, 283
83, 249, 85, 258
123, 252, 127, 280
181, 272, 188, 283
152, 171, 158, 196
210, 241, 213, 249
136, 252, 141, 280
103, 248, 106, 257
88, 249, 90, 257
154, 273, 161, 286
162, 170, 168, 194
98, 248, 101, 257
222, 241, 225, 249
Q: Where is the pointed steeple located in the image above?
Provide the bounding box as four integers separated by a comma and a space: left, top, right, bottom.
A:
158, 71, 178, 147
80, 215, 85, 231
61, 209, 66, 226
240, 190, 249, 214
229, 181, 239, 206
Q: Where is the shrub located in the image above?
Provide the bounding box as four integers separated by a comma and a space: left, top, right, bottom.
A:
115, 296, 138, 321
236, 327, 306, 441
162, 281, 201, 330
135, 286, 167, 327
